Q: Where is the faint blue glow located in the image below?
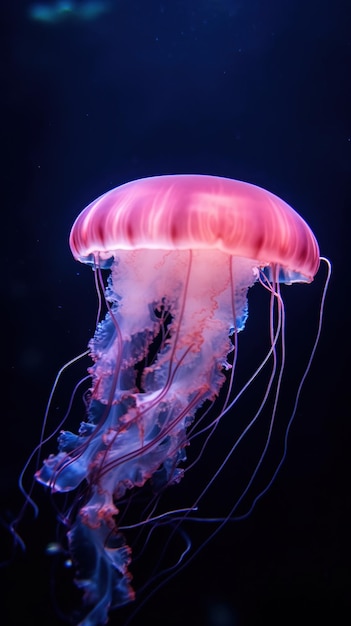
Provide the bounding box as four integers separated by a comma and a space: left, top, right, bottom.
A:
28, 1, 111, 23
45, 542, 62, 554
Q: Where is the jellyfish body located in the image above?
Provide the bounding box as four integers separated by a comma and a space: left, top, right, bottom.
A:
36, 175, 320, 625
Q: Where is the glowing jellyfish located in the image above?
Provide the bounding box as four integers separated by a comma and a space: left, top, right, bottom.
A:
28, 1, 110, 23
35, 175, 327, 625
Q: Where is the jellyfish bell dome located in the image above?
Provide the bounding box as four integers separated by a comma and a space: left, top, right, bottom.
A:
69, 174, 320, 283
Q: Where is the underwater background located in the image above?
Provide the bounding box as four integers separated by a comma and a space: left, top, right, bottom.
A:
2, 1, 349, 625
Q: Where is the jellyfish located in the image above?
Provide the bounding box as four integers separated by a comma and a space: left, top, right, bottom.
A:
35, 175, 326, 625
28, 1, 110, 23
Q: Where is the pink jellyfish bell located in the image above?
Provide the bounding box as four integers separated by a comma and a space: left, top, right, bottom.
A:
37, 175, 320, 626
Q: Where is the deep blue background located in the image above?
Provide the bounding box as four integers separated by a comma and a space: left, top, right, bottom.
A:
2, 1, 349, 625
